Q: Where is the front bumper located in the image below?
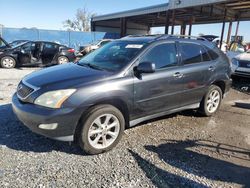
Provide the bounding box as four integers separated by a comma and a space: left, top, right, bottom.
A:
12, 93, 83, 141
224, 78, 232, 95
232, 67, 250, 78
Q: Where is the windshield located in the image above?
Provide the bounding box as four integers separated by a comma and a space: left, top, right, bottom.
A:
9, 41, 26, 47
78, 40, 147, 72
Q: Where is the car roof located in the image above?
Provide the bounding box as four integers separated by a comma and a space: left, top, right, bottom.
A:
118, 35, 158, 43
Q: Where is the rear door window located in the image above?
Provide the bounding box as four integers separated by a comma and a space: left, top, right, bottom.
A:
179, 43, 202, 64
43, 43, 59, 54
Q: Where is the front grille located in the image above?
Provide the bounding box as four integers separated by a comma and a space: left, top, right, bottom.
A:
17, 82, 34, 99
238, 60, 250, 68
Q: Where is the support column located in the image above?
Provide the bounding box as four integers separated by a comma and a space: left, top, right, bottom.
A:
147, 26, 151, 35
188, 18, 193, 36
226, 21, 232, 45
120, 18, 127, 37
220, 8, 227, 49
234, 20, 240, 41
165, 11, 170, 34
91, 20, 96, 32
171, 10, 175, 35
180, 24, 186, 35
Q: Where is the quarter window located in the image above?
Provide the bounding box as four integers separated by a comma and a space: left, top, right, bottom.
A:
207, 48, 219, 60
140, 43, 177, 69
201, 47, 211, 61
180, 43, 202, 64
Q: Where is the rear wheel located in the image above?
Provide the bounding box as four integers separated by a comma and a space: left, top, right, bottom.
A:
0, 56, 16, 68
199, 85, 222, 116
57, 56, 69, 64
78, 105, 125, 155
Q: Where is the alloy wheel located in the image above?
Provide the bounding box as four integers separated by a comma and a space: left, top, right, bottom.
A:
206, 90, 220, 113
88, 114, 120, 150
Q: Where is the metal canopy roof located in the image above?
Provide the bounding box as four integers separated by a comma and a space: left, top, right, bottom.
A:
92, 0, 250, 29
92, 3, 170, 22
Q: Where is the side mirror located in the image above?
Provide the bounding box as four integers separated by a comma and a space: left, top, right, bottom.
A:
136, 62, 156, 74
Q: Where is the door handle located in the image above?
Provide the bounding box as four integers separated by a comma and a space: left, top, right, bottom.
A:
173, 72, 183, 78
208, 66, 215, 71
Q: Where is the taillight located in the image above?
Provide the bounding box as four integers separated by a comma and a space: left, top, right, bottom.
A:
67, 49, 75, 53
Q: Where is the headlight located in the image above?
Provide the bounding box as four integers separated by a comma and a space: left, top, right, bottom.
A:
34, 89, 76, 109
232, 58, 239, 67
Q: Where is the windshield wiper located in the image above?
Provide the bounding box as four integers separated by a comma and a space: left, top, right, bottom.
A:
78, 62, 105, 71
86, 63, 105, 71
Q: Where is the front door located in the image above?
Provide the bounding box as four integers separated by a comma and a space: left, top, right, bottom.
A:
18, 42, 33, 65
133, 42, 183, 119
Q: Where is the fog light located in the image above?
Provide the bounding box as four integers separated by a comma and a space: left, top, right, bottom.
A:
38, 123, 58, 130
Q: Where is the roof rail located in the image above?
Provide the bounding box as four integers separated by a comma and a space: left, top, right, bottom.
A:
155, 34, 208, 41
121, 34, 208, 42
121, 34, 162, 39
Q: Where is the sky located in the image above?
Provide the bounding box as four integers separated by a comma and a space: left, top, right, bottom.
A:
0, 0, 249, 42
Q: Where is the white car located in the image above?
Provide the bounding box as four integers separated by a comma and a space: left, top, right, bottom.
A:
80, 39, 113, 56
231, 50, 250, 78
212, 38, 228, 53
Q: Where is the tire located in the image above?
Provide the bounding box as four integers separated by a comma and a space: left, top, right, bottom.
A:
0, 56, 16, 68
57, 56, 69, 65
199, 85, 223, 117
78, 105, 125, 155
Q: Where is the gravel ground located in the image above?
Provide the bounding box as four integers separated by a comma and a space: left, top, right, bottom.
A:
0, 67, 250, 188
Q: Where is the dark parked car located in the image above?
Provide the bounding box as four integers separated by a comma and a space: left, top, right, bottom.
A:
12, 35, 231, 154
0, 41, 76, 68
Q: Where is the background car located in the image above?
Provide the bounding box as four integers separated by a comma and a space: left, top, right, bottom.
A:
212, 38, 228, 53
201, 35, 228, 53
231, 50, 250, 78
201, 35, 219, 42
79, 39, 113, 56
0, 41, 76, 68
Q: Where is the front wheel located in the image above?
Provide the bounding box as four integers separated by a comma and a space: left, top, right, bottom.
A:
0, 56, 16, 68
199, 85, 222, 116
78, 105, 125, 155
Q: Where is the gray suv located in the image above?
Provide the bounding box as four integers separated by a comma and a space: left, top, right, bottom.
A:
12, 35, 232, 154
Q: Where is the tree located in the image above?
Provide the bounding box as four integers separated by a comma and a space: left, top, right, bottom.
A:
63, 8, 96, 32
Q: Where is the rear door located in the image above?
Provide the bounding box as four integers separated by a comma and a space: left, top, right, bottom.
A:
133, 41, 184, 118
177, 42, 215, 106
41, 42, 59, 65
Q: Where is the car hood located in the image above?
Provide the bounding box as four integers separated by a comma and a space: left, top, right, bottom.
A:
0, 46, 11, 52
235, 52, 250, 61
23, 63, 113, 88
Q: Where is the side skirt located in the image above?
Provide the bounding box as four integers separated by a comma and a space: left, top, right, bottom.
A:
129, 103, 200, 127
